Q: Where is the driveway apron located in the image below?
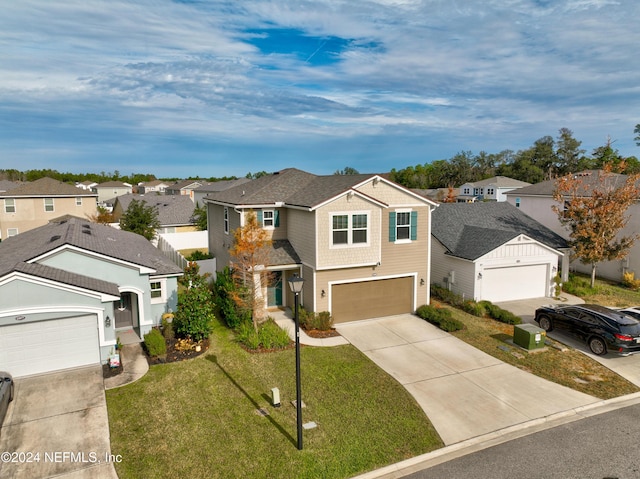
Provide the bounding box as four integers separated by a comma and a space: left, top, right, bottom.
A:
0, 366, 118, 479
336, 314, 599, 445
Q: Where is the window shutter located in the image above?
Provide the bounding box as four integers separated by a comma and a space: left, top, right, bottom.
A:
410, 211, 418, 240
274, 210, 280, 227
257, 210, 263, 224
389, 212, 396, 242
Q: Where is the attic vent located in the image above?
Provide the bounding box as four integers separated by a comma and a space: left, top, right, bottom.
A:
82, 224, 91, 229
59, 220, 67, 225
49, 235, 61, 242
82, 229, 92, 235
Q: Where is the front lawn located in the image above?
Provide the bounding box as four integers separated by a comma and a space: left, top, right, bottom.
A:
563, 272, 640, 307
444, 305, 639, 399
106, 319, 442, 479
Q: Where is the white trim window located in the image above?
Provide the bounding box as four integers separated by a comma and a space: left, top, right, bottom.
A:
4, 198, 15, 213
150, 279, 166, 303
396, 212, 411, 240
263, 210, 274, 228
389, 209, 417, 243
331, 212, 369, 247
44, 198, 54, 212
224, 207, 229, 234
76, 197, 82, 206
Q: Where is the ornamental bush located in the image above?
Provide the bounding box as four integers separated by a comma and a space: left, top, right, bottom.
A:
416, 304, 464, 332
144, 328, 166, 357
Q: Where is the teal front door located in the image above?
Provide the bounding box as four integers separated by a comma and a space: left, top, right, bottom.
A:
267, 271, 283, 307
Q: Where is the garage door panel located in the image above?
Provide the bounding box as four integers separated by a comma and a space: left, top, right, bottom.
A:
482, 264, 547, 302
0, 315, 100, 377
332, 277, 414, 323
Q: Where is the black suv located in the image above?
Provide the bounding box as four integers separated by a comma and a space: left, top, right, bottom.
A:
534, 304, 640, 356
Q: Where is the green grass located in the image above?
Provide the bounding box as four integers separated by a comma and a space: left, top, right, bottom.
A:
563, 272, 640, 307
439, 303, 640, 400
106, 319, 442, 479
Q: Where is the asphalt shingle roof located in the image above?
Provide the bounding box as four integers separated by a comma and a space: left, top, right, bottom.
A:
115, 194, 196, 226
505, 170, 630, 197
1, 177, 97, 197
0, 217, 182, 294
432, 202, 568, 260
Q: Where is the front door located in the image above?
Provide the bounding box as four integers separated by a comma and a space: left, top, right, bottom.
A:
114, 293, 134, 328
267, 271, 283, 307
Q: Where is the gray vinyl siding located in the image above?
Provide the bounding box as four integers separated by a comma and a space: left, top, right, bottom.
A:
431, 238, 476, 300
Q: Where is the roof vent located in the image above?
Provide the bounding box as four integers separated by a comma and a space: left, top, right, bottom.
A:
49, 235, 61, 242
82, 230, 92, 235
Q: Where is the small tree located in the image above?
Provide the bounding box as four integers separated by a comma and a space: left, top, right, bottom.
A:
173, 262, 215, 341
229, 210, 273, 331
87, 205, 115, 225
119, 199, 160, 241
553, 163, 640, 287
193, 202, 208, 231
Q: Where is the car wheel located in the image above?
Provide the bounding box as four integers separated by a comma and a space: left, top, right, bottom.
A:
589, 336, 607, 355
538, 315, 553, 332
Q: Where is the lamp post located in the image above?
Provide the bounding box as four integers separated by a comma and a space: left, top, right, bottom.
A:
287, 274, 305, 450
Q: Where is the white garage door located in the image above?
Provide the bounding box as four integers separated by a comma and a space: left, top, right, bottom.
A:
481, 264, 548, 302
0, 315, 100, 377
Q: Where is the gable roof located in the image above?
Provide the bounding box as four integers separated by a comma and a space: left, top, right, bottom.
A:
465, 176, 531, 188
194, 178, 251, 193
166, 179, 202, 191
0, 217, 182, 294
0, 177, 97, 198
115, 194, 196, 226
505, 170, 630, 197
432, 202, 568, 260
205, 168, 423, 209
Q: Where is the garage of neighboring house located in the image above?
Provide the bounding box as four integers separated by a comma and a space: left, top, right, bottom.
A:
480, 264, 549, 302
331, 276, 414, 323
0, 314, 100, 378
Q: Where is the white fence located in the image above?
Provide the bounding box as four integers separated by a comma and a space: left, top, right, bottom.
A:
157, 231, 215, 277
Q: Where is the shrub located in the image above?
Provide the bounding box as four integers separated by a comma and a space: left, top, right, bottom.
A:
214, 267, 250, 329
185, 250, 213, 261
461, 300, 484, 317
562, 273, 599, 297
623, 272, 640, 291
144, 328, 167, 357
298, 308, 334, 331
235, 319, 291, 350
415, 304, 464, 332
173, 280, 216, 341
430, 284, 464, 306
236, 321, 261, 350
480, 301, 521, 325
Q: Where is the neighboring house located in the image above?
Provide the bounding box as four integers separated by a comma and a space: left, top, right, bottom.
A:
505, 170, 640, 282
457, 176, 531, 202
0, 177, 98, 240
138, 180, 169, 194
431, 202, 568, 302
92, 181, 133, 205
75, 180, 98, 191
192, 178, 252, 206
412, 187, 459, 203
204, 168, 437, 323
112, 194, 197, 235
0, 217, 182, 377
166, 179, 203, 199
0, 180, 20, 194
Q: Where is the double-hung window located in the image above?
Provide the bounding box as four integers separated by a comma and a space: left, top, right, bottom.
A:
4, 199, 15, 213
75, 197, 82, 206
263, 210, 274, 228
44, 198, 54, 212
150, 279, 166, 303
389, 210, 417, 242
224, 207, 229, 234
331, 212, 368, 247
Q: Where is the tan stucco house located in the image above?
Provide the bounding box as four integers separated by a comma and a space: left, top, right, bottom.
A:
0, 177, 98, 239
204, 168, 437, 323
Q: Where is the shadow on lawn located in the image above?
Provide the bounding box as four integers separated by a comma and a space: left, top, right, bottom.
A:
206, 354, 296, 447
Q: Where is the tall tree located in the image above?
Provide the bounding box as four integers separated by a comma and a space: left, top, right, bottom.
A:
229, 211, 273, 331
555, 128, 588, 175
119, 199, 160, 241
193, 202, 207, 231
634, 123, 640, 146
553, 163, 640, 287
334, 167, 360, 175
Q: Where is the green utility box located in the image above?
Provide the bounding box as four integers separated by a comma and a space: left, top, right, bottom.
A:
513, 324, 546, 350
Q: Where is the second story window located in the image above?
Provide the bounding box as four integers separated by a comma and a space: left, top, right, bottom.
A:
76, 197, 82, 206
331, 212, 368, 247
224, 207, 229, 234
4, 198, 15, 213
44, 198, 54, 212
396, 212, 411, 240
515, 197, 521, 208
389, 210, 417, 242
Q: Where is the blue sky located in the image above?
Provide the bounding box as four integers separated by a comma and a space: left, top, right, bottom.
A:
1, 0, 639, 178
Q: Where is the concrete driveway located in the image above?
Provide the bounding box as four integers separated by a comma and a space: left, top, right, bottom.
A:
336, 314, 598, 445
496, 295, 640, 388
0, 366, 118, 479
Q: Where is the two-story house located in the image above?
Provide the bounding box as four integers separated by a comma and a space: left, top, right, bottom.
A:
505, 170, 640, 282
0, 177, 98, 239
205, 168, 437, 323
112, 194, 197, 235
138, 180, 169, 194
458, 176, 531, 203
92, 181, 133, 206
165, 180, 203, 199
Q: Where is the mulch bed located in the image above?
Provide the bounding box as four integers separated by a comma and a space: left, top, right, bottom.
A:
146, 338, 210, 365
102, 358, 123, 379
304, 328, 341, 339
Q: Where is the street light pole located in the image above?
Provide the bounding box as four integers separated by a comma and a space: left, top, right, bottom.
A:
288, 274, 305, 451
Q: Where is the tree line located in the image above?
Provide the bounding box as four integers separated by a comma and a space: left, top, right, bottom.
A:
390, 127, 640, 189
